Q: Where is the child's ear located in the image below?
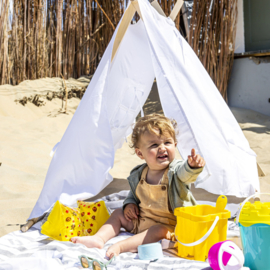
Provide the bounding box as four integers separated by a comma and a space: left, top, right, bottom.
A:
135, 148, 144, 160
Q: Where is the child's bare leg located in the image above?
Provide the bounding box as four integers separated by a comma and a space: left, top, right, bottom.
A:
106, 224, 171, 258
70, 208, 134, 248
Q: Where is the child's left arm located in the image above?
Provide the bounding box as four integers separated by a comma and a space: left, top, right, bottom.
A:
176, 148, 205, 184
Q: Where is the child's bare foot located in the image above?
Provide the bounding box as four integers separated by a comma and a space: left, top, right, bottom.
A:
106, 243, 121, 259
70, 235, 105, 249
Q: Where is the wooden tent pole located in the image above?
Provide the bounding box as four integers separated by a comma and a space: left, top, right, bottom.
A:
132, 1, 143, 19
150, 0, 166, 17
111, 0, 182, 63
20, 213, 46, 233
111, 0, 167, 63
111, 2, 136, 63
169, 0, 184, 21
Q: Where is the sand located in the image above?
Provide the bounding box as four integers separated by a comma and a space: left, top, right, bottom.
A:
0, 77, 90, 236
0, 77, 269, 237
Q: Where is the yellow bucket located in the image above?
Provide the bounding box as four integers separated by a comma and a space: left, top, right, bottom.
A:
174, 195, 230, 261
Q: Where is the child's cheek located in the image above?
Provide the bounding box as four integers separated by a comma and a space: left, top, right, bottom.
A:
149, 149, 157, 158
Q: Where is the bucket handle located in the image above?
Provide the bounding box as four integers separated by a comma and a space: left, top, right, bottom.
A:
175, 216, 219, 247
236, 192, 270, 225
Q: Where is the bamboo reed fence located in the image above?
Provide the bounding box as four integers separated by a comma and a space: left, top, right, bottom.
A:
0, 0, 128, 85
188, 0, 237, 101
0, 0, 237, 100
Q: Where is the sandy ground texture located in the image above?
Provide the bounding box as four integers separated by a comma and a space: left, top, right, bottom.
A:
0, 77, 270, 237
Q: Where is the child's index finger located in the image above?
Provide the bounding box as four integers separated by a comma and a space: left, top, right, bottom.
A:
191, 148, 196, 157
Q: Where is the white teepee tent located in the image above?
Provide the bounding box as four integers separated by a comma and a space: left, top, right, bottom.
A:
29, 0, 259, 221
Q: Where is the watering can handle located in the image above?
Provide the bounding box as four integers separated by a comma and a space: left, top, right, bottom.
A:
175, 216, 219, 247
218, 241, 244, 270
236, 192, 270, 225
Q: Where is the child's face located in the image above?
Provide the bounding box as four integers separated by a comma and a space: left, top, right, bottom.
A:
135, 130, 177, 171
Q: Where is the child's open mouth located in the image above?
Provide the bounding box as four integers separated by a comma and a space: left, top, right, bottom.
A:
157, 154, 168, 160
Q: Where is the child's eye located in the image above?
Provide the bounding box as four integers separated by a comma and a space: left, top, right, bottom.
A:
151, 144, 158, 148
165, 141, 172, 144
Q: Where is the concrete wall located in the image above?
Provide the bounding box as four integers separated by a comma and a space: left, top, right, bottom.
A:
235, 0, 245, 53
227, 58, 270, 116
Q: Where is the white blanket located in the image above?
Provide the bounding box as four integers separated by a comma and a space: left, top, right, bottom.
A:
0, 191, 212, 269
0, 230, 210, 270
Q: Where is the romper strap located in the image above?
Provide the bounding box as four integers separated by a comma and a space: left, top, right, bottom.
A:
160, 168, 170, 185
140, 166, 149, 181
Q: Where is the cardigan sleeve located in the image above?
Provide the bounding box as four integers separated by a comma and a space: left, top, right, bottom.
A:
176, 160, 203, 184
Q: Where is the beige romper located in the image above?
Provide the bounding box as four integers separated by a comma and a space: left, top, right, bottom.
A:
130, 166, 176, 237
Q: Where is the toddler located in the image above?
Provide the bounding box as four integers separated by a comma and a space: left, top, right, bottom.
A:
71, 114, 205, 258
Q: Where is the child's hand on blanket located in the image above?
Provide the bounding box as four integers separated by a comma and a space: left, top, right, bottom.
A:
124, 203, 139, 221
188, 149, 205, 168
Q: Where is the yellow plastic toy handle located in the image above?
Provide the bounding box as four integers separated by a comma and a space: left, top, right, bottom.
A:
216, 195, 227, 212
236, 192, 270, 225
174, 216, 220, 247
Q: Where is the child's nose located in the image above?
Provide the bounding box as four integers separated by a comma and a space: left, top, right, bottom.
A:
159, 144, 166, 151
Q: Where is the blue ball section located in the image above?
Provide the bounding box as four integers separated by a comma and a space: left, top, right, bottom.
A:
240, 223, 270, 270
138, 242, 163, 261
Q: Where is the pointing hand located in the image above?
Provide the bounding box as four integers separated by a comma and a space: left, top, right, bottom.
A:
188, 149, 205, 168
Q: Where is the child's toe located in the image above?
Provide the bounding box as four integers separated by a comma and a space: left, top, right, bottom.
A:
106, 250, 112, 258
106, 249, 115, 259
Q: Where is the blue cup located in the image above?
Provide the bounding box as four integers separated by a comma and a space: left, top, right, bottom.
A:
138, 242, 163, 261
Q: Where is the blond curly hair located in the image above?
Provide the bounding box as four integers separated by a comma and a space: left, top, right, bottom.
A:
130, 114, 178, 149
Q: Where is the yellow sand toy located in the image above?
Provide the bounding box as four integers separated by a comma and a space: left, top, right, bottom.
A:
174, 195, 230, 261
